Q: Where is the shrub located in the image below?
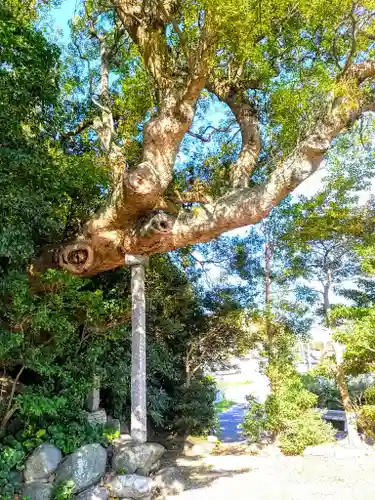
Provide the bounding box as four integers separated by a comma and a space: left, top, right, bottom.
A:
241, 395, 270, 442
357, 405, 375, 440
279, 410, 335, 455
170, 377, 217, 435
53, 479, 75, 500
242, 366, 335, 454
303, 373, 374, 409
302, 373, 342, 409
265, 365, 317, 433
364, 386, 375, 405
0, 439, 25, 499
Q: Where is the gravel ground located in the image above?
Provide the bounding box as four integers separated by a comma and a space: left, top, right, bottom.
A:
172, 448, 375, 500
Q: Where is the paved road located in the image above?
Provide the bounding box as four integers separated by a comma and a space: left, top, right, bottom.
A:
219, 403, 247, 443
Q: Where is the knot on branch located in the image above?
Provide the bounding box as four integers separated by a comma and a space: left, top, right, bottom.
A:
59, 242, 95, 275
139, 211, 175, 238
304, 135, 331, 159
125, 162, 162, 197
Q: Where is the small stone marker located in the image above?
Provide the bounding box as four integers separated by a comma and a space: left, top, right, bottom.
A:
85, 374, 101, 412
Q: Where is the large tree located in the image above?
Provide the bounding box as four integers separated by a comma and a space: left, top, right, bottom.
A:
33, 0, 375, 276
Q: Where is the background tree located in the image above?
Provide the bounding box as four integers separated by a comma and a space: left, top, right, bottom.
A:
279, 156, 375, 444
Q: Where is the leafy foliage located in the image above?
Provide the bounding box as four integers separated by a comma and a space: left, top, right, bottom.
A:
357, 405, 375, 441
279, 410, 334, 455
242, 325, 335, 454
0, 438, 25, 498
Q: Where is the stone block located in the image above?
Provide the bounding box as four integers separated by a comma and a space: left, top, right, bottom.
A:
22, 482, 53, 500
85, 375, 101, 412
87, 409, 107, 426
24, 444, 62, 483
112, 442, 165, 476
75, 485, 109, 500
54, 443, 107, 493
106, 474, 152, 499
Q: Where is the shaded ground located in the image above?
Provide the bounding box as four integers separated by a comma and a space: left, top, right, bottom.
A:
184, 355, 375, 498
167, 448, 375, 500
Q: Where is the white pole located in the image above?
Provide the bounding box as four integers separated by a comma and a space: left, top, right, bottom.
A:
125, 255, 149, 444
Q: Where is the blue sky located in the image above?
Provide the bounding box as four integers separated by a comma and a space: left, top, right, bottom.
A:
51, 0, 76, 42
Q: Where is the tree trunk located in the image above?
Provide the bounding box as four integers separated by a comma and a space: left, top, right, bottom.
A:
333, 342, 362, 447
324, 271, 361, 447
265, 237, 273, 358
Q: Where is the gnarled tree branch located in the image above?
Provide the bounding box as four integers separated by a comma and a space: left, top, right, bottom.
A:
208, 81, 261, 188
33, 15, 375, 278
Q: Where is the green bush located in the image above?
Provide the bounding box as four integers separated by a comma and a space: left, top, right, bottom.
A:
0, 439, 25, 498
265, 365, 317, 434
53, 479, 75, 500
170, 377, 217, 436
279, 410, 335, 455
242, 366, 335, 454
357, 405, 375, 440
241, 394, 270, 442
303, 373, 373, 409
364, 386, 375, 405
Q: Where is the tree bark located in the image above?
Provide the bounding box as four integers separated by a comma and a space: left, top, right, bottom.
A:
265, 239, 272, 353
32, 9, 375, 278
324, 268, 361, 447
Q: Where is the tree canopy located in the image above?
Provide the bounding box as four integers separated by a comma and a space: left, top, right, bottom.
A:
16, 0, 375, 276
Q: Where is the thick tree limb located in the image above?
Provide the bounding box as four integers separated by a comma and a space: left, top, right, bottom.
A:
75, 2, 207, 232
208, 82, 261, 188
34, 47, 375, 276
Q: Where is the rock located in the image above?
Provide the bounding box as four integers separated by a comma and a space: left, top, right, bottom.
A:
137, 459, 160, 476
120, 422, 130, 435
24, 444, 63, 482
183, 439, 216, 457
22, 482, 53, 500
149, 459, 160, 474
107, 415, 121, 433
153, 466, 186, 496
112, 434, 132, 451
106, 474, 152, 499
55, 443, 107, 493
75, 485, 109, 500
87, 409, 107, 426
112, 442, 165, 475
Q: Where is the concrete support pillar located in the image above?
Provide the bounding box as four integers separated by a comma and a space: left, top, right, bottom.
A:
125, 254, 149, 444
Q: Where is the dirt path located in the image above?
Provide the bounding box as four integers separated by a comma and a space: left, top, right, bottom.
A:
166, 444, 375, 500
